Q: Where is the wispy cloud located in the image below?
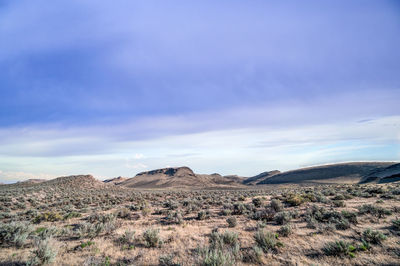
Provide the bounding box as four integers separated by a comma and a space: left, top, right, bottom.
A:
0, 110, 398, 181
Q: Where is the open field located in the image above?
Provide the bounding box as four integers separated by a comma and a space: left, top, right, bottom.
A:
0, 176, 400, 265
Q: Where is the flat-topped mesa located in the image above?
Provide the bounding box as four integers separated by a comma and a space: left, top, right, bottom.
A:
118, 166, 245, 189
136, 166, 195, 178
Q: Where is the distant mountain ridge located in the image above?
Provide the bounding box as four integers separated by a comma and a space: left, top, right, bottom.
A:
3, 161, 400, 189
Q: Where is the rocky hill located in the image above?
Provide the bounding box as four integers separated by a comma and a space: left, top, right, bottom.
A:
44, 175, 107, 188
118, 167, 245, 189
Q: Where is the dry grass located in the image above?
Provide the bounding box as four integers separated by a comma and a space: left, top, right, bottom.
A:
0, 178, 399, 265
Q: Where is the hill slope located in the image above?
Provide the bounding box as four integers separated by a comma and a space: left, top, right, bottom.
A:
103, 176, 128, 185
243, 170, 281, 185
118, 167, 245, 189
43, 175, 107, 189
360, 163, 400, 183
256, 162, 396, 185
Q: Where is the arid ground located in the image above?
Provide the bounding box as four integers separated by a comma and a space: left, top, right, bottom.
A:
0, 175, 399, 265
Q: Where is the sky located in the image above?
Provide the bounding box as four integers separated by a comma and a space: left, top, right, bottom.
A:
0, 0, 400, 182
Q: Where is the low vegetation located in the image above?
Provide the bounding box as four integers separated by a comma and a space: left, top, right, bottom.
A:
0, 177, 399, 265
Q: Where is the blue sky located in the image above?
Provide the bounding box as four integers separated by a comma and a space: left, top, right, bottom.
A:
0, 0, 399, 182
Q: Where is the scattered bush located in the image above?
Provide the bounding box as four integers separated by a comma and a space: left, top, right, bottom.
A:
197, 210, 210, 220
278, 224, 293, 237
323, 240, 356, 258
392, 219, 400, 231
284, 194, 305, 206
0, 221, 33, 248
274, 211, 291, 225
226, 217, 237, 228
270, 199, 283, 212
252, 198, 262, 207
117, 230, 135, 249
33, 212, 63, 224
143, 228, 162, 248
358, 204, 392, 218
159, 254, 180, 266
198, 247, 235, 266
27, 237, 58, 265
242, 246, 263, 264
362, 228, 387, 245
254, 229, 281, 252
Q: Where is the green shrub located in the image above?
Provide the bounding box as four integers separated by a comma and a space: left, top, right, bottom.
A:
284, 194, 305, 206
252, 198, 262, 208
362, 228, 387, 245
323, 240, 356, 257
233, 203, 246, 215
274, 211, 291, 225
254, 229, 281, 252
358, 204, 392, 218
270, 199, 283, 212
226, 217, 237, 228
63, 211, 81, 220
341, 211, 358, 224
0, 221, 34, 248
27, 237, 58, 265
116, 208, 131, 219
392, 219, 400, 231
197, 210, 210, 220
333, 200, 345, 207
305, 205, 354, 230
33, 212, 63, 224
242, 246, 263, 264
143, 228, 162, 248
198, 247, 235, 266
79, 240, 95, 249
278, 224, 293, 237
118, 230, 135, 248
209, 231, 239, 250
36, 226, 58, 240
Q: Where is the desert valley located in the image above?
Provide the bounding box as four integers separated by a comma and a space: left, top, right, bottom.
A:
0, 162, 399, 265
1, 1, 399, 265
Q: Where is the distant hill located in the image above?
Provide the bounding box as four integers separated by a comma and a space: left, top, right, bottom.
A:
243, 170, 281, 185
360, 163, 400, 183
118, 167, 245, 189
44, 175, 107, 188
256, 162, 397, 185
3, 161, 399, 190
2, 175, 107, 189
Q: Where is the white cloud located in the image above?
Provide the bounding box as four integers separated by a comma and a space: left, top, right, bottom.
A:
133, 153, 145, 159
125, 163, 148, 170
0, 170, 56, 182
